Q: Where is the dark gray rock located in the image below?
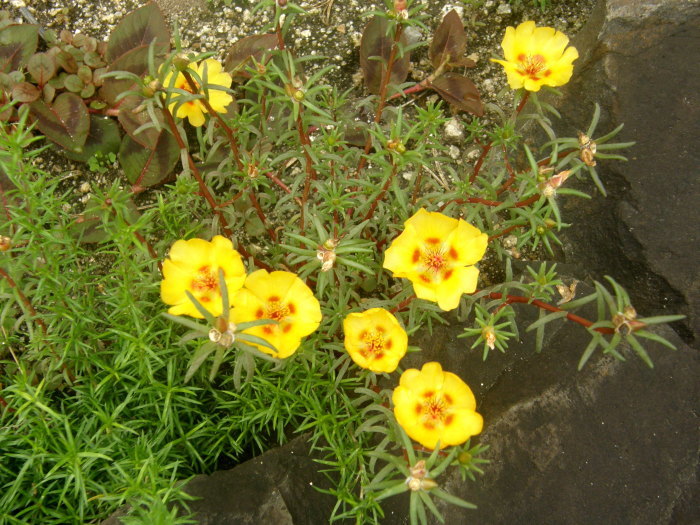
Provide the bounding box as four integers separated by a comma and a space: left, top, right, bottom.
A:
180, 434, 335, 524
392, 301, 700, 525
553, 0, 700, 343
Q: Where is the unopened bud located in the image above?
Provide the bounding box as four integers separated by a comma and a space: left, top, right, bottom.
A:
541, 185, 556, 198
458, 451, 472, 464
277, 0, 287, 6
172, 54, 191, 72
0, 235, 11, 251
536, 225, 546, 235
394, 0, 407, 10
323, 238, 339, 250
215, 317, 229, 332
623, 305, 637, 320
293, 89, 305, 101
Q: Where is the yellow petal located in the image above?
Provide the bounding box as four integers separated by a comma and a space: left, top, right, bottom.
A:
440, 409, 483, 446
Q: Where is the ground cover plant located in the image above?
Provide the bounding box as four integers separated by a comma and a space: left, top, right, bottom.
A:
0, 1, 685, 523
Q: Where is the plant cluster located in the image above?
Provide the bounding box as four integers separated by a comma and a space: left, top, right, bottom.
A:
0, 1, 683, 524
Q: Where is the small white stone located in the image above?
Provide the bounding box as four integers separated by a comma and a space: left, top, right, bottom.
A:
402, 171, 414, 181
497, 3, 512, 14
444, 118, 464, 140
448, 145, 460, 160
79, 182, 91, 193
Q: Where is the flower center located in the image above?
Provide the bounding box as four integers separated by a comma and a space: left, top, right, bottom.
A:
361, 330, 387, 359
191, 265, 218, 293
518, 53, 547, 78
415, 392, 455, 430
422, 248, 446, 273
423, 396, 446, 421
266, 300, 291, 321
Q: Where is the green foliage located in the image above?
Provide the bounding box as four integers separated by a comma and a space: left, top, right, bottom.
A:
0, 1, 683, 524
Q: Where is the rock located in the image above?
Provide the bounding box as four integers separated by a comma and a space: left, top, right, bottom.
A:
103, 434, 337, 525
552, 0, 700, 343
383, 292, 699, 524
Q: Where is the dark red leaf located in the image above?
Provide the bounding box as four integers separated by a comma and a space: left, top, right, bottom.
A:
106, 2, 170, 63
118, 130, 179, 189
224, 33, 278, 78
99, 45, 152, 106
64, 115, 121, 163
429, 10, 467, 69
0, 24, 39, 73
359, 16, 410, 95
117, 94, 162, 149
11, 82, 40, 103
28, 92, 90, 152
430, 73, 484, 116
28, 52, 57, 86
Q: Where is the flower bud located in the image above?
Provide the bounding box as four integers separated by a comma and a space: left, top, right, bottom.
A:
292, 89, 305, 102
623, 305, 637, 320
458, 451, 472, 464
172, 54, 191, 72
215, 316, 229, 333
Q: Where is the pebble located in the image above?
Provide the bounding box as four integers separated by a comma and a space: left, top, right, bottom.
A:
444, 118, 464, 140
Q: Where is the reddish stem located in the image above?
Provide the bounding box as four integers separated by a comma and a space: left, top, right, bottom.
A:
248, 189, 277, 242
390, 294, 416, 314
439, 194, 539, 212
362, 163, 398, 223
488, 223, 524, 241
356, 24, 405, 177
162, 104, 234, 239
182, 71, 244, 172
486, 292, 614, 334
469, 143, 492, 184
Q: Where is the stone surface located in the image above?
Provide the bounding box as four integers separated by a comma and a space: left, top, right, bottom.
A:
390, 302, 700, 525
553, 0, 700, 343
179, 434, 335, 524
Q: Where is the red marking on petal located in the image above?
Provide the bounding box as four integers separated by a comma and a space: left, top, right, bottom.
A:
200, 296, 211, 302
282, 324, 292, 333
426, 237, 440, 244
423, 391, 434, 398
517, 53, 526, 62
443, 269, 453, 280
443, 394, 453, 404
445, 414, 454, 426
375, 352, 384, 359
255, 308, 264, 319
288, 303, 296, 314
263, 326, 273, 335
419, 274, 431, 283
268, 295, 280, 302
544, 69, 551, 77
412, 249, 420, 263
385, 339, 393, 349
423, 421, 435, 430
449, 247, 458, 259
415, 403, 423, 415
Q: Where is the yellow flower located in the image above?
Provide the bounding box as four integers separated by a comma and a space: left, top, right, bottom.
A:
343, 308, 408, 373
230, 270, 322, 358
160, 235, 246, 318
393, 362, 483, 450
163, 58, 233, 126
383, 209, 488, 311
491, 21, 579, 92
